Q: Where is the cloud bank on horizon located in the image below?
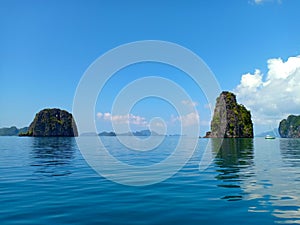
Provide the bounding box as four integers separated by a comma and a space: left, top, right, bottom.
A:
234, 55, 300, 126
252, 0, 282, 5
97, 111, 201, 129
97, 112, 148, 126
96, 99, 203, 133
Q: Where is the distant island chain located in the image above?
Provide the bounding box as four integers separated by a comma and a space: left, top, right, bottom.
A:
0, 91, 299, 138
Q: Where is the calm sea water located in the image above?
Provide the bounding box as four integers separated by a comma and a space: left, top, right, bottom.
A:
1, 136, 300, 225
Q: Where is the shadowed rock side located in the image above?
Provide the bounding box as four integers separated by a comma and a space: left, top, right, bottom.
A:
207, 91, 253, 138
21, 108, 78, 137
279, 115, 300, 138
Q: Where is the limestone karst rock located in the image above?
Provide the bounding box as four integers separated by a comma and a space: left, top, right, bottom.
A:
279, 115, 300, 138
208, 91, 253, 138
23, 108, 78, 137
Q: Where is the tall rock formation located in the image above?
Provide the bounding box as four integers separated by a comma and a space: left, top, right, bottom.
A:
279, 115, 300, 138
209, 91, 253, 138
23, 108, 78, 137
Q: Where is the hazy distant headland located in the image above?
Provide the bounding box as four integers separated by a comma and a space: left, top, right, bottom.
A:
0, 126, 28, 136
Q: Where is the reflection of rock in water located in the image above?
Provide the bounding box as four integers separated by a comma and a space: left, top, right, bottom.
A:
213, 139, 254, 167
211, 138, 254, 201
280, 139, 300, 167
30, 137, 76, 177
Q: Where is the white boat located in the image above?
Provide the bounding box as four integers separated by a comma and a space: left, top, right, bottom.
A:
265, 135, 276, 139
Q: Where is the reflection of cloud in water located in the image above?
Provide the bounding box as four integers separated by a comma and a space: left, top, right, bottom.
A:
30, 137, 76, 177
242, 139, 300, 224
211, 138, 254, 201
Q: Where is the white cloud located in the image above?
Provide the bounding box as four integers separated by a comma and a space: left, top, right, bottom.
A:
97, 112, 148, 126
234, 55, 300, 126
172, 112, 200, 127
169, 100, 200, 128
238, 69, 263, 91
251, 0, 281, 5
103, 112, 112, 120
254, 0, 264, 4
152, 121, 164, 127
96, 112, 103, 118
181, 100, 198, 107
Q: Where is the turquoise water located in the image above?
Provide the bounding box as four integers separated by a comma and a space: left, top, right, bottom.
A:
1, 137, 300, 225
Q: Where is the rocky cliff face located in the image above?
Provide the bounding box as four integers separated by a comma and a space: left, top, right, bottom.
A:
279, 115, 300, 138
23, 108, 78, 137
209, 91, 253, 138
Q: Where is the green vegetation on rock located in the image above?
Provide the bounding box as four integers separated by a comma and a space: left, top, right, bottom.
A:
208, 91, 253, 138
22, 108, 78, 137
279, 115, 300, 138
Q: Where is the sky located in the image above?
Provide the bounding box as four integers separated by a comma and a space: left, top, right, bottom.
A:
1, 0, 300, 135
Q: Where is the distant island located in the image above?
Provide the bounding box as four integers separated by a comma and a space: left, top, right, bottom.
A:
117, 129, 162, 136
0, 126, 28, 136
81, 130, 182, 137
20, 108, 78, 137
81, 129, 163, 137
98, 131, 117, 136
204, 91, 253, 138
279, 115, 300, 138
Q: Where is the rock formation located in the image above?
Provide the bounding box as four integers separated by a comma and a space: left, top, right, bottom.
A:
279, 115, 300, 138
203, 131, 212, 138
22, 108, 78, 137
208, 91, 253, 138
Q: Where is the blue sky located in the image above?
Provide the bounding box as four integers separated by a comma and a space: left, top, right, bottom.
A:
1, 0, 300, 135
